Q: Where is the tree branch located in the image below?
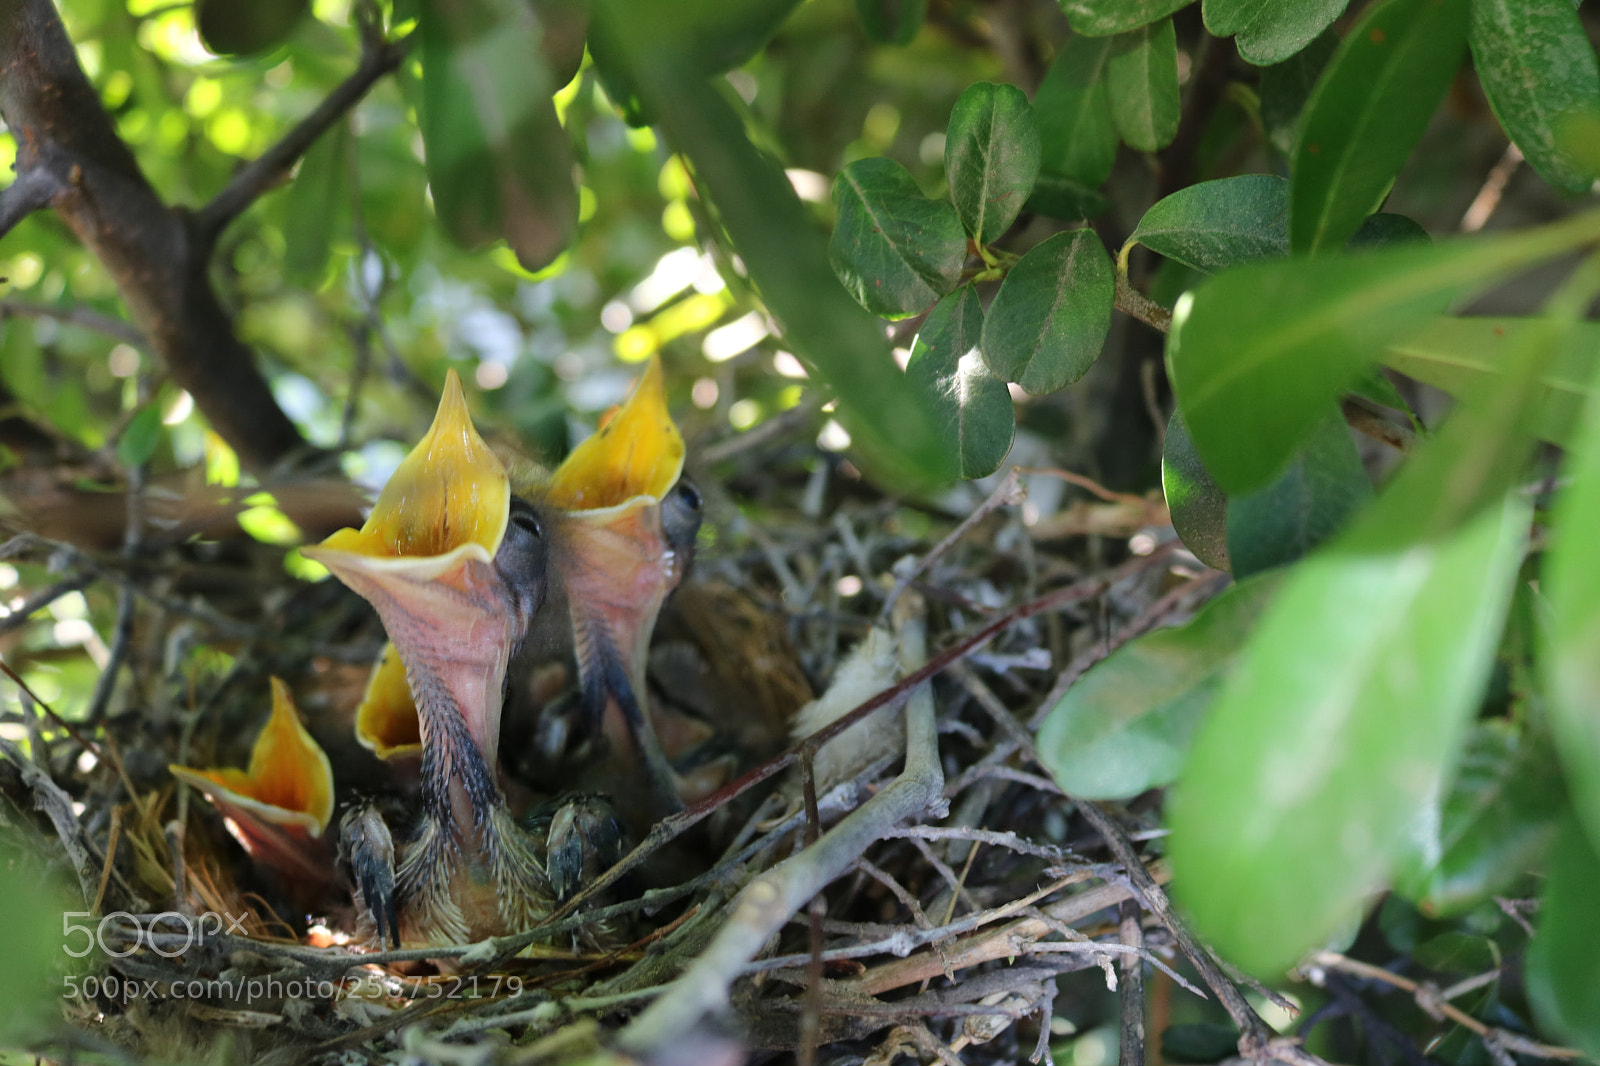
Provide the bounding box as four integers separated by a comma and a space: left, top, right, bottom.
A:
193, 34, 408, 244
0, 0, 397, 474
0, 162, 65, 237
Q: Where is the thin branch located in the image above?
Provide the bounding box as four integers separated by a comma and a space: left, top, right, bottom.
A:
0, 164, 66, 237
1305, 952, 1582, 1061
1341, 395, 1416, 452
1114, 272, 1173, 334
193, 36, 409, 244
1118, 899, 1146, 1066
1075, 801, 1322, 1066
880, 466, 1025, 622
0, 298, 146, 347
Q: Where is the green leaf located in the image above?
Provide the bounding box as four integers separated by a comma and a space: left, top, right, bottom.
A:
196, 0, 308, 54
419, 0, 578, 272
1061, 0, 1193, 36
1290, 0, 1469, 255
592, 0, 958, 485
1035, 35, 1118, 188
1543, 358, 1600, 862
1168, 492, 1530, 976
1162, 409, 1230, 571
1469, 0, 1600, 195
283, 118, 353, 285
905, 287, 1016, 478
0, 847, 78, 1044
1260, 30, 1339, 155
1024, 173, 1109, 222
588, 0, 802, 118
1106, 19, 1180, 152
117, 403, 163, 469
830, 158, 968, 319
1166, 209, 1600, 495
1393, 720, 1564, 918
944, 83, 1041, 245
1203, 0, 1349, 67
1526, 819, 1600, 1056
980, 229, 1113, 395
1384, 317, 1600, 449
1125, 175, 1289, 274
857, 0, 926, 44
1225, 409, 1371, 578
1038, 572, 1281, 800
1349, 211, 1430, 248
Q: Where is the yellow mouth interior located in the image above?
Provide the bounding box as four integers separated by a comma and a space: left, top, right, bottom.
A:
355, 643, 423, 760
547, 356, 685, 511
316, 369, 510, 561
170, 678, 334, 834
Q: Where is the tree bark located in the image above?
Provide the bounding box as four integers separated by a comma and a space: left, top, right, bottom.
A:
0, 0, 311, 473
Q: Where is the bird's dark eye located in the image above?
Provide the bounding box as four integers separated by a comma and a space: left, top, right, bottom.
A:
674, 481, 703, 512
511, 508, 544, 539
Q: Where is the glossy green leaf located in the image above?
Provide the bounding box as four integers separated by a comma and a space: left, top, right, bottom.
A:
945, 83, 1041, 244
196, 0, 308, 54
1527, 819, 1600, 1056
1226, 409, 1371, 578
1290, 0, 1469, 255
1260, 30, 1339, 155
1169, 492, 1530, 976
1543, 357, 1600, 860
1035, 35, 1118, 188
1162, 409, 1230, 571
117, 403, 163, 469
1203, 0, 1348, 67
1025, 173, 1109, 222
1038, 572, 1281, 800
1348, 211, 1431, 248
419, 0, 578, 272
1106, 19, 1180, 152
857, 0, 926, 44
1352, 258, 1598, 550
1393, 720, 1564, 918
1060, 0, 1193, 36
588, 0, 802, 118
1469, 0, 1600, 195
980, 229, 1113, 395
1384, 317, 1600, 450
830, 158, 968, 319
1166, 210, 1600, 495
1125, 175, 1289, 274
592, 0, 958, 484
283, 118, 353, 285
905, 287, 1015, 478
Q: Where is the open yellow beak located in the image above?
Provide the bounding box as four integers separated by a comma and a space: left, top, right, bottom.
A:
311, 369, 510, 570
354, 643, 422, 761
547, 356, 684, 513
170, 679, 335, 882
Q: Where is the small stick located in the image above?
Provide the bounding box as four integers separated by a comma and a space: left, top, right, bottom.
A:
880, 466, 1026, 621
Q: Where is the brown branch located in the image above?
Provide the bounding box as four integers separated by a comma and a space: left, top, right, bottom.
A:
193, 35, 408, 243
0, 0, 394, 474
0, 298, 145, 347
0, 162, 65, 237
1114, 271, 1173, 334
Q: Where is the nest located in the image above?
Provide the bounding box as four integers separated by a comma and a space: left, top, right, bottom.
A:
0, 439, 1248, 1066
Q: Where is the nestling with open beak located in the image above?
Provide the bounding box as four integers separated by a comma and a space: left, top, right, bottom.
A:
304, 371, 555, 946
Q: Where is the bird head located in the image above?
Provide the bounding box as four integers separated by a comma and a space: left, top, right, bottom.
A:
169, 678, 335, 882
303, 370, 548, 776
